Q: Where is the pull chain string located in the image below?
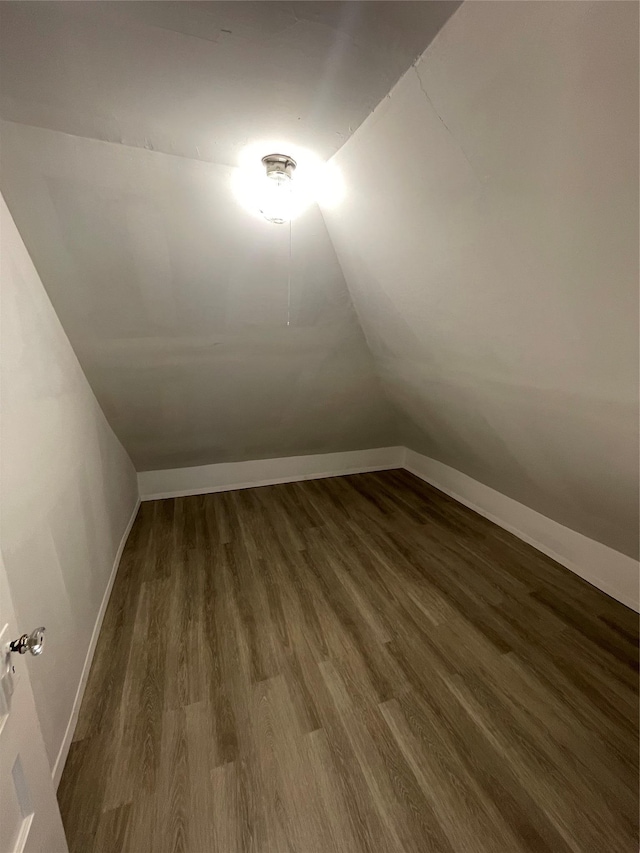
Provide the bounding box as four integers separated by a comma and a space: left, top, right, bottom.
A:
287, 218, 292, 327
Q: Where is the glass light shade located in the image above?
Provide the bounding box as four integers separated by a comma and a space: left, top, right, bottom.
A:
258, 171, 295, 224
233, 144, 344, 224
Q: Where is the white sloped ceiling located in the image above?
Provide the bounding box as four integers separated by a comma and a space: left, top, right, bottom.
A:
322, 1, 639, 558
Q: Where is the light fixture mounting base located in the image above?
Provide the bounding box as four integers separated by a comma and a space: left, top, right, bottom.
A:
262, 153, 297, 180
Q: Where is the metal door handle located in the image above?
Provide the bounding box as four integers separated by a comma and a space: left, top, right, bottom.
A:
9, 627, 45, 656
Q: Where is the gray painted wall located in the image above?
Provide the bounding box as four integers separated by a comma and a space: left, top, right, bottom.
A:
322, 1, 639, 558
1, 194, 138, 770
0, 122, 396, 470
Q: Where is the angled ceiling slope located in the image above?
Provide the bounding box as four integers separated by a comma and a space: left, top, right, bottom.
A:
322, 1, 639, 558
0, 0, 460, 472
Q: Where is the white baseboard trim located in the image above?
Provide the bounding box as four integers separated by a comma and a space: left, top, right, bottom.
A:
138, 445, 637, 610
52, 497, 141, 788
404, 448, 639, 612
138, 446, 405, 501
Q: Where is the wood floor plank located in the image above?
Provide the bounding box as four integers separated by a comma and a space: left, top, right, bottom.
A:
319, 658, 453, 853
379, 695, 522, 852
58, 470, 639, 852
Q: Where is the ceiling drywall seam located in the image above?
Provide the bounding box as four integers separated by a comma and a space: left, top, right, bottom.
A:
318, 54, 478, 419
317, 204, 404, 440
413, 64, 480, 185
316, 71, 445, 433
317, 2, 465, 434
315, 201, 402, 440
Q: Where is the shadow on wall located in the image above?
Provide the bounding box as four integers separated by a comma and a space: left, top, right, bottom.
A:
321, 0, 639, 560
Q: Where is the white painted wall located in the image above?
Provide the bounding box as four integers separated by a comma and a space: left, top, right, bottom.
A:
138, 446, 405, 500
0, 122, 397, 472
0, 195, 139, 775
323, 1, 639, 559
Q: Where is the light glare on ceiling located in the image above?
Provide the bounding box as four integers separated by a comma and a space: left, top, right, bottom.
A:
232, 143, 344, 224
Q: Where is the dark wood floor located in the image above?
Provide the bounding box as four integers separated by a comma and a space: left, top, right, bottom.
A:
58, 469, 639, 852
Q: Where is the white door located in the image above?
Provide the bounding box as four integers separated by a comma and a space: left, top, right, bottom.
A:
0, 552, 68, 853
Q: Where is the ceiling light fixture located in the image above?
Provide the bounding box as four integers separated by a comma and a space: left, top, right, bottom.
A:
259, 153, 297, 224
232, 143, 344, 224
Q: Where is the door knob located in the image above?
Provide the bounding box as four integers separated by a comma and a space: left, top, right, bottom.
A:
9, 627, 45, 656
